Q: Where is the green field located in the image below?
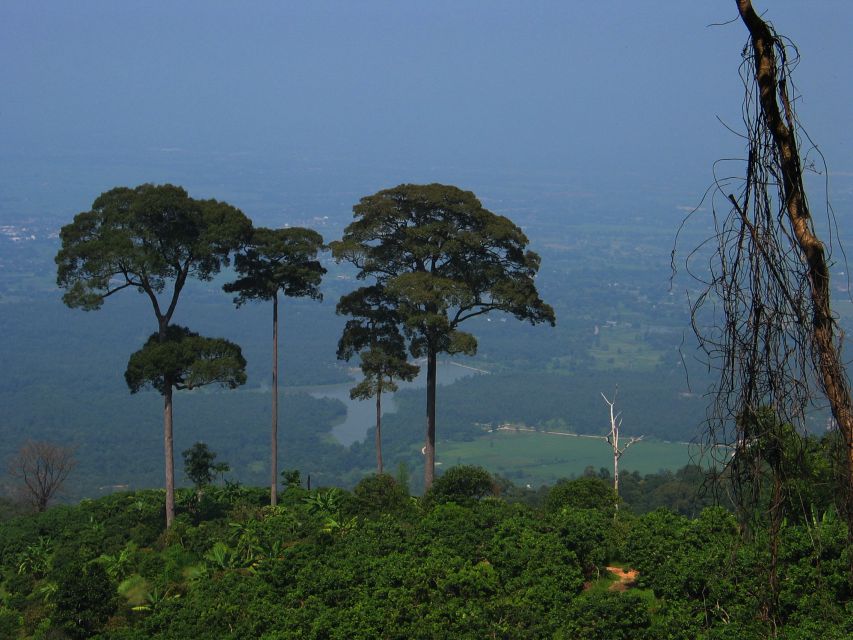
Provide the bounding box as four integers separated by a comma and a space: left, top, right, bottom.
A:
588, 325, 663, 371
438, 430, 693, 486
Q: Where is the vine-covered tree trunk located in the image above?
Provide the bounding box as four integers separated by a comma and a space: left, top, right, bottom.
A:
425, 348, 437, 490
271, 293, 279, 507
737, 0, 853, 517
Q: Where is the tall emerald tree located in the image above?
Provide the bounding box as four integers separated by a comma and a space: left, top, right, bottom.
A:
223, 226, 325, 506
55, 183, 251, 526
337, 286, 420, 474
331, 184, 555, 489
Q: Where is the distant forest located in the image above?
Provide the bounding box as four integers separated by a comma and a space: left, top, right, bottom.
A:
0, 194, 718, 500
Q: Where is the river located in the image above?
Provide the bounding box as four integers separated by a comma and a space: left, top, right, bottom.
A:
308, 361, 486, 445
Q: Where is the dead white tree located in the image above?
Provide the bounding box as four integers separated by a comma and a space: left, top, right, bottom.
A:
601, 389, 643, 510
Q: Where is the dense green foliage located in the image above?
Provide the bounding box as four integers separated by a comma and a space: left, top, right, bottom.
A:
124, 326, 247, 395
545, 476, 617, 514
423, 464, 495, 505
331, 184, 556, 353
55, 184, 251, 315
331, 183, 556, 487
223, 226, 326, 307
182, 443, 229, 490
0, 468, 848, 639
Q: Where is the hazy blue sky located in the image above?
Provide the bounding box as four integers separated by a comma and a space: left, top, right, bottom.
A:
1, 1, 851, 222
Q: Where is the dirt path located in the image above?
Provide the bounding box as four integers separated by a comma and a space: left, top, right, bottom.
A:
605, 566, 639, 591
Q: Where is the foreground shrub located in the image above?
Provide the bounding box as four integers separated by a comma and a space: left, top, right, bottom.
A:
424, 465, 494, 506
545, 476, 616, 514
351, 473, 411, 518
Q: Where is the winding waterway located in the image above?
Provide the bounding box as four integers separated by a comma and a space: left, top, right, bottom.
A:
309, 361, 485, 445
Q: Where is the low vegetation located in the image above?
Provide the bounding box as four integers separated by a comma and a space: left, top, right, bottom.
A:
0, 467, 848, 639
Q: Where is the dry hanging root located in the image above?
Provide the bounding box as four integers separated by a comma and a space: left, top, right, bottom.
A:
733, 0, 852, 529
676, 0, 852, 579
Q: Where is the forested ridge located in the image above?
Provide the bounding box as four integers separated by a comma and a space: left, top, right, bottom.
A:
0, 468, 848, 639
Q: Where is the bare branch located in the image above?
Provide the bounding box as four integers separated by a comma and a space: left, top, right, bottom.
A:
600, 389, 643, 511
7, 441, 76, 512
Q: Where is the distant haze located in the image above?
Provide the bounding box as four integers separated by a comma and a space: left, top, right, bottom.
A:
1, 1, 851, 224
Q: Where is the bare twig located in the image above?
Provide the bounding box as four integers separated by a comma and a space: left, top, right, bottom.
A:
8, 441, 76, 512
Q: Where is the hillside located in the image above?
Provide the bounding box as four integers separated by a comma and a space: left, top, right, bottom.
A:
0, 471, 848, 639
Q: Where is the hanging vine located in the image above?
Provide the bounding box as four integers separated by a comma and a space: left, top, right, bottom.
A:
674, 1, 852, 602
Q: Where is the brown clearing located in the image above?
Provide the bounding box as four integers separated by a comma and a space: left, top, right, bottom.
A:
605, 566, 639, 592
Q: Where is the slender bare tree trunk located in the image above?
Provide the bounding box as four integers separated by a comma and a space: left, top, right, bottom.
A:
601, 390, 642, 513
613, 450, 620, 510
164, 385, 175, 528
156, 317, 176, 529
270, 292, 279, 507
737, 0, 853, 514
424, 348, 437, 490
376, 389, 383, 474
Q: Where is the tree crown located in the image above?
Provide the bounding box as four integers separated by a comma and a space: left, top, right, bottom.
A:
331, 184, 554, 357
348, 347, 420, 400
124, 325, 247, 395
335, 285, 420, 400
56, 183, 251, 317
182, 442, 229, 488
336, 285, 408, 360
224, 226, 326, 305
